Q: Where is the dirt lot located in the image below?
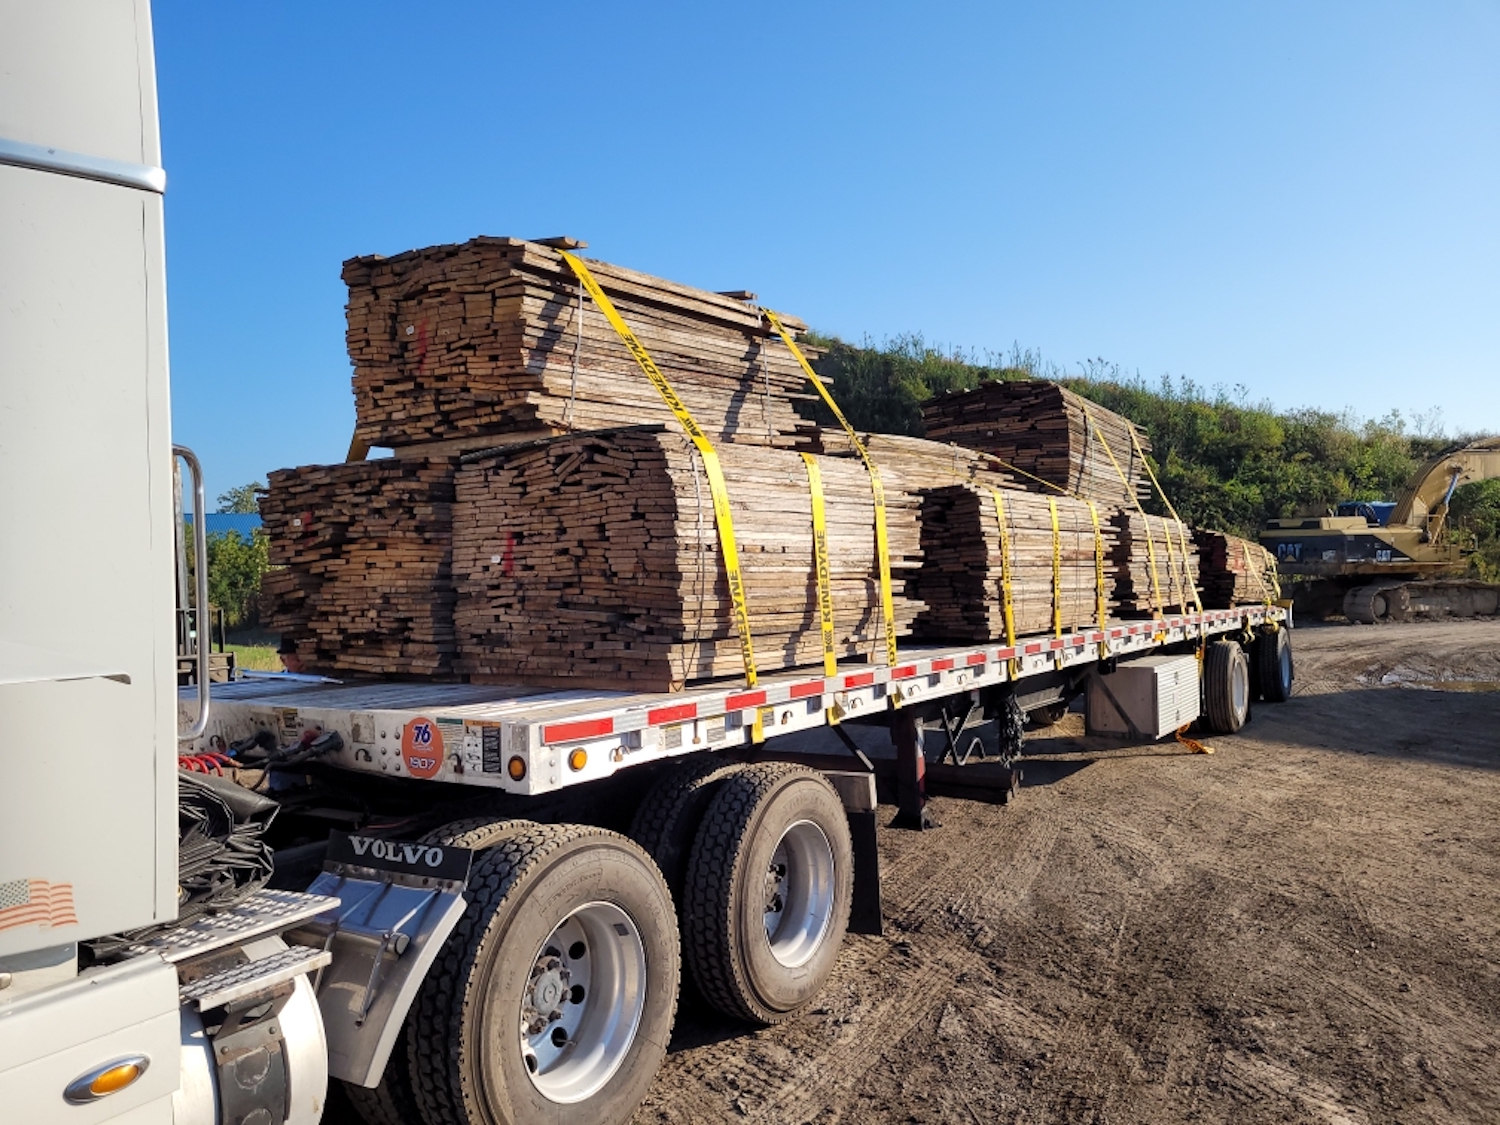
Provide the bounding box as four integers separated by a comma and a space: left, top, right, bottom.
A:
636, 621, 1500, 1124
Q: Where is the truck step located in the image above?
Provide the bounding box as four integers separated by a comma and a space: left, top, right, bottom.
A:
122, 888, 340, 963
180, 943, 332, 1010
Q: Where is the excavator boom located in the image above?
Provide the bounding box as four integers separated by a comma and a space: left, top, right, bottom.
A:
1389, 436, 1500, 541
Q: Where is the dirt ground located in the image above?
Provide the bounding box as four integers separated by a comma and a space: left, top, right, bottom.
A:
635, 621, 1500, 1125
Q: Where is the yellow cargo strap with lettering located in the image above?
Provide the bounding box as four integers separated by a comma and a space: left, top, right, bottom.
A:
1047, 497, 1063, 640
988, 488, 1019, 674
1081, 404, 1165, 618
559, 251, 763, 738
764, 308, 898, 672
1087, 500, 1108, 649
800, 453, 837, 680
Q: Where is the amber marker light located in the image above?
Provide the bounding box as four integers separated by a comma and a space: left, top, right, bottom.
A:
568, 748, 588, 771
64, 1056, 150, 1103
507, 756, 527, 780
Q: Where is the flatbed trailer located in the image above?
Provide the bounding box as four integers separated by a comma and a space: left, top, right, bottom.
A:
184, 605, 1285, 802
167, 605, 1291, 1123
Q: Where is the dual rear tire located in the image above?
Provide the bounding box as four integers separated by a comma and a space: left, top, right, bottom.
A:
348, 762, 856, 1125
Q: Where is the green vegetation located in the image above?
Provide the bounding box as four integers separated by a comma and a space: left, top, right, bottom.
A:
227, 643, 283, 672
1451, 479, 1500, 581
805, 333, 1497, 573
186, 481, 271, 631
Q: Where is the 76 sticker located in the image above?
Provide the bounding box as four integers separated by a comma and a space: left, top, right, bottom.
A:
402, 717, 445, 779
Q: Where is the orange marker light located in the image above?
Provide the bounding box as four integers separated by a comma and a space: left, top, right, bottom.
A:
507, 756, 526, 780
567, 748, 588, 772
90, 1064, 143, 1097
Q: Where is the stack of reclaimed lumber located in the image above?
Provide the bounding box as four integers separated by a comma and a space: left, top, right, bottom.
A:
451, 426, 924, 691
1110, 511, 1201, 615
343, 237, 816, 451
912, 485, 1118, 641
811, 429, 1021, 491
1194, 530, 1279, 607
259, 458, 459, 676
920, 381, 1151, 508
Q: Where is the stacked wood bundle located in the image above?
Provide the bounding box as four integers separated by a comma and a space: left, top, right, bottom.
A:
911, 485, 1119, 642
344, 237, 817, 450
1194, 530, 1279, 607
811, 430, 1022, 491
1110, 511, 1201, 616
259, 458, 459, 676
920, 381, 1152, 508
452, 426, 924, 691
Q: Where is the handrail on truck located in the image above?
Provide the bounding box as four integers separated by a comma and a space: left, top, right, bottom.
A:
175, 443, 211, 740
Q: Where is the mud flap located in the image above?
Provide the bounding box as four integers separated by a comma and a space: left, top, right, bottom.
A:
284, 831, 473, 1088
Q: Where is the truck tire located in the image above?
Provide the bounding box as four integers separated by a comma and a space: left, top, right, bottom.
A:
422, 816, 538, 850
1203, 641, 1251, 734
342, 1032, 418, 1125
407, 823, 679, 1125
340, 816, 542, 1122
629, 756, 746, 897
1256, 629, 1294, 703
683, 763, 853, 1025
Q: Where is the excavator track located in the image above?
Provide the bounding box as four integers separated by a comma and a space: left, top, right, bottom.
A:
1344, 580, 1499, 624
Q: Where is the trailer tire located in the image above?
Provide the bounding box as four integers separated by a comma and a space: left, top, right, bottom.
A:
683, 763, 853, 1025
1203, 641, 1251, 733
629, 756, 747, 897
408, 824, 679, 1125
1256, 629, 1294, 703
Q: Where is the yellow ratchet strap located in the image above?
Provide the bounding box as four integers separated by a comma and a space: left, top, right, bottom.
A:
1174, 724, 1214, 755
764, 308, 898, 673
988, 488, 1019, 674
800, 453, 838, 682
1048, 497, 1063, 640
1083, 404, 1164, 618
1127, 426, 1204, 620
559, 251, 763, 739
1087, 500, 1108, 648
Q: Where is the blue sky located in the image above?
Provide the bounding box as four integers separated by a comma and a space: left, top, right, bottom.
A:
154, 1, 1500, 503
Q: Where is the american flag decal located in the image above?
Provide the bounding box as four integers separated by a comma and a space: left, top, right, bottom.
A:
0, 879, 78, 934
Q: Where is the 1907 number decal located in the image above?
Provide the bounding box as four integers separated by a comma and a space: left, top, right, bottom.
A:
402, 717, 445, 778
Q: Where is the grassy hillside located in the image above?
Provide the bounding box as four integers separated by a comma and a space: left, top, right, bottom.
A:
805, 333, 1498, 575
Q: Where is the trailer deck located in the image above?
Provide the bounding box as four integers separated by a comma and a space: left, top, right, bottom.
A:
184, 606, 1285, 796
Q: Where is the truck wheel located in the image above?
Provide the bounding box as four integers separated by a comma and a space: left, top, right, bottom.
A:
1203, 641, 1251, 733
341, 816, 543, 1121
1256, 629, 1294, 702
422, 816, 538, 850
408, 824, 679, 1125
342, 1032, 418, 1125
629, 756, 746, 897
683, 763, 853, 1025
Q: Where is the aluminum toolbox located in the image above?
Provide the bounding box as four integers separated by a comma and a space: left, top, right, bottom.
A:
1087, 653, 1201, 739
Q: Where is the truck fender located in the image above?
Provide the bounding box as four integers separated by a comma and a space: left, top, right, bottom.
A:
284, 833, 474, 1088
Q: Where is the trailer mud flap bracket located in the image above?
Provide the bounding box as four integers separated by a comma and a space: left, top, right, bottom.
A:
286, 834, 473, 1088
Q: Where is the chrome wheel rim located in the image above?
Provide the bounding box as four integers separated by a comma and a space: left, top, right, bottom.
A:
1232, 658, 1249, 717
763, 820, 836, 968
519, 902, 646, 1104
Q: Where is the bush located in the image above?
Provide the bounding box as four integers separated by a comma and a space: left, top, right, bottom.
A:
204, 528, 270, 631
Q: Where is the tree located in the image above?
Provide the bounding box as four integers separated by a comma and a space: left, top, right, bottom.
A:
203, 529, 270, 630
216, 481, 263, 514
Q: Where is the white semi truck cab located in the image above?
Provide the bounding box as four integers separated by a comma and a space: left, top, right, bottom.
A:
1, 6, 1294, 1124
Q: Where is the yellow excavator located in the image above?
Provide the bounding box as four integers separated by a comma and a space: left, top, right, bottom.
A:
1259, 436, 1500, 623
